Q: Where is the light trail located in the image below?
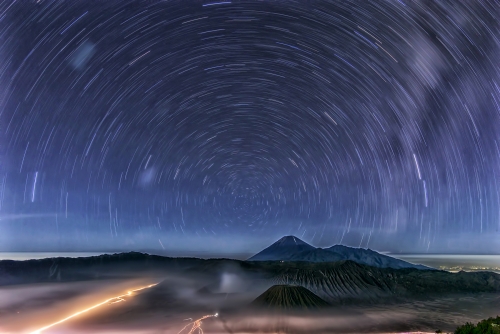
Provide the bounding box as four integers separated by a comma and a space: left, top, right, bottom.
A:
177, 312, 218, 334
30, 283, 158, 334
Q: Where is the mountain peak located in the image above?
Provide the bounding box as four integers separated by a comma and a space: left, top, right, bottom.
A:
247, 235, 315, 261
275, 235, 310, 247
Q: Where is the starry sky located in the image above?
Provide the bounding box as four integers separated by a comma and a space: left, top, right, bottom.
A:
0, 1, 499, 255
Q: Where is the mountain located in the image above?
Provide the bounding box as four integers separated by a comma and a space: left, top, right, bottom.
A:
248, 235, 430, 270
251, 284, 330, 310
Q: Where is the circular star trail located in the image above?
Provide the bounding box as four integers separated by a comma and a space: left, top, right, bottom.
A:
0, 1, 499, 253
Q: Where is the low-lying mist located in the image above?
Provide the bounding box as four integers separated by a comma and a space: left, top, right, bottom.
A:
1, 262, 499, 334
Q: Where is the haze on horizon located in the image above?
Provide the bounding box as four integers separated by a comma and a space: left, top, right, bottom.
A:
0, 1, 499, 255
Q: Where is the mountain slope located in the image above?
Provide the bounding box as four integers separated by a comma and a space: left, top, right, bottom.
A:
325, 245, 429, 269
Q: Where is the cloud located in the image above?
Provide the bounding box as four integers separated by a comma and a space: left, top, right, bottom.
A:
69, 41, 95, 70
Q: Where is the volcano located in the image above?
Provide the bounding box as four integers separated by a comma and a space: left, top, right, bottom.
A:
251, 284, 330, 310
248, 235, 430, 270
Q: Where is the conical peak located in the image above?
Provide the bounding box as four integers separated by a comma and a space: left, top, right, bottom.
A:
251, 284, 330, 309
275, 235, 310, 247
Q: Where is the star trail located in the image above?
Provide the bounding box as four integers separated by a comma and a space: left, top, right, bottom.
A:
0, 0, 499, 254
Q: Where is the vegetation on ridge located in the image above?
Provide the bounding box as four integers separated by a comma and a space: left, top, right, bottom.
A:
454, 316, 500, 334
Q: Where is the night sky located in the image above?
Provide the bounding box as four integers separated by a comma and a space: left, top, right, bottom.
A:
1, 1, 499, 255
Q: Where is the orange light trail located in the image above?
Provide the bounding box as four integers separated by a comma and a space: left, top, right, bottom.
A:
177, 312, 218, 334
30, 283, 158, 334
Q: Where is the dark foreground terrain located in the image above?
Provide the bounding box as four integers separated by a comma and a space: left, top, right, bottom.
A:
1, 252, 499, 333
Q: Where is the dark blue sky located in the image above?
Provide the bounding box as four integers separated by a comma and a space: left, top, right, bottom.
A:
1, 1, 499, 255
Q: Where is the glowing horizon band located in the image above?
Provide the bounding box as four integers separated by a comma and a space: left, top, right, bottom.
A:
30, 283, 158, 334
